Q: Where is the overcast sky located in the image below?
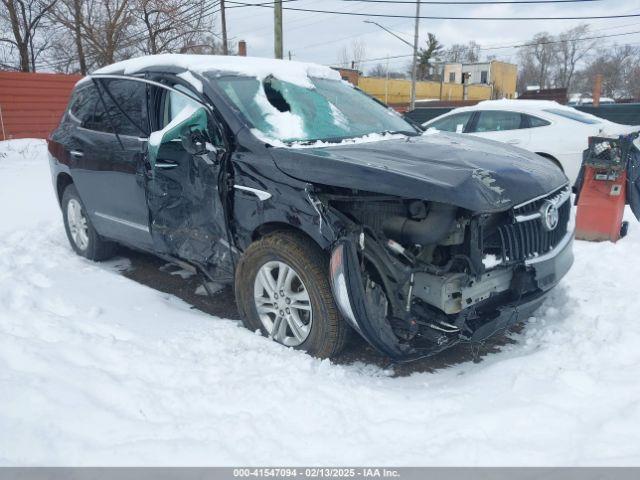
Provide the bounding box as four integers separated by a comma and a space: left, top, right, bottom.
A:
221, 0, 640, 72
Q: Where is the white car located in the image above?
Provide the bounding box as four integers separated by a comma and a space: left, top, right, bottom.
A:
422, 99, 638, 183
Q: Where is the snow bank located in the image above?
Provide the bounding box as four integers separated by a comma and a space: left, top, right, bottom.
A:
2, 139, 640, 466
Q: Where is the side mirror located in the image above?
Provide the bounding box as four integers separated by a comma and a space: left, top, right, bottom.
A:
148, 106, 209, 166
180, 128, 209, 156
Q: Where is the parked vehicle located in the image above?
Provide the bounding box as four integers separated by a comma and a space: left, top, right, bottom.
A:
48, 55, 573, 361
567, 93, 615, 106
422, 99, 637, 183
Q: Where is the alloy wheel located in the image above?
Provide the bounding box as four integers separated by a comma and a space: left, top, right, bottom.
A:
253, 260, 313, 346
67, 198, 89, 251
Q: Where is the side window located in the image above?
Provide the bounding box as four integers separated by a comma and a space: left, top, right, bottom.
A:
100, 79, 148, 136
83, 89, 112, 133
163, 86, 202, 125
68, 85, 98, 124
160, 85, 224, 147
474, 110, 523, 132
429, 112, 473, 133
524, 114, 551, 128
83, 98, 113, 133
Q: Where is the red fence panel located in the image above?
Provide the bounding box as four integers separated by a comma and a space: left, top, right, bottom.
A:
0, 71, 82, 140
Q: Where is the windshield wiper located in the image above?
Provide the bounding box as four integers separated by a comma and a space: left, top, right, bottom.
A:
381, 129, 420, 137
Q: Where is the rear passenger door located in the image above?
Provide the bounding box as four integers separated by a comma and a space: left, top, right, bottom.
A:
69, 79, 153, 249
468, 110, 531, 148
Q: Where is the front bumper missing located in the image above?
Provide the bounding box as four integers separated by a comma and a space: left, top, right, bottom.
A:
329, 239, 410, 360
329, 229, 574, 362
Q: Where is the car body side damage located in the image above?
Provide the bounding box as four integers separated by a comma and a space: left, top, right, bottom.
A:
48, 55, 574, 361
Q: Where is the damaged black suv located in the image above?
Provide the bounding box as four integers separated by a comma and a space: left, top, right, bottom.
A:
48, 55, 573, 361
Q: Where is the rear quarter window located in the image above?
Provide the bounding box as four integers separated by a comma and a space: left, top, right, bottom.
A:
543, 108, 602, 124
68, 85, 98, 123
99, 79, 148, 136
523, 114, 551, 128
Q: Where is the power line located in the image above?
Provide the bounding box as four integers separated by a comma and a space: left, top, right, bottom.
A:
482, 28, 640, 50
229, 0, 606, 5
339, 0, 606, 3
225, 1, 640, 20
355, 29, 640, 64
228, 0, 367, 37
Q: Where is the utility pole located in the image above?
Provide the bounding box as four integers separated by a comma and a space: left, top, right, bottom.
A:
410, 1, 421, 111
385, 54, 390, 104
274, 0, 283, 59
220, 0, 228, 55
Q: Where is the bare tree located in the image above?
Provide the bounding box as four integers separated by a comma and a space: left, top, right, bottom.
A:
81, 0, 136, 67
576, 44, 640, 99
368, 63, 387, 77
0, 0, 58, 71
554, 24, 595, 90
444, 41, 480, 64
49, 0, 88, 73
336, 45, 349, 69
517, 32, 556, 90
336, 39, 366, 70
136, 0, 213, 55
351, 39, 366, 71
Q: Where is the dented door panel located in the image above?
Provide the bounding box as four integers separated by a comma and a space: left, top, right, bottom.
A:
146, 108, 234, 281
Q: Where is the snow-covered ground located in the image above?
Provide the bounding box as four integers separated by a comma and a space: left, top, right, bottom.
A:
1, 138, 640, 466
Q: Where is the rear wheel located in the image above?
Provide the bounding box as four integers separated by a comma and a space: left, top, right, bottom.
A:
235, 231, 349, 358
61, 184, 116, 261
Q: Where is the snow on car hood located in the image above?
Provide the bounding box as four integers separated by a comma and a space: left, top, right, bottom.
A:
270, 131, 568, 212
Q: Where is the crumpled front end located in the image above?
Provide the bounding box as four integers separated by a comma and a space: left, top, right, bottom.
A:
325, 184, 574, 361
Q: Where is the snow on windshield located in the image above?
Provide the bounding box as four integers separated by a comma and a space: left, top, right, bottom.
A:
215, 75, 415, 146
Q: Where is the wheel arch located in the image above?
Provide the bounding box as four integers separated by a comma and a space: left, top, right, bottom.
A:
251, 222, 330, 252
56, 172, 74, 205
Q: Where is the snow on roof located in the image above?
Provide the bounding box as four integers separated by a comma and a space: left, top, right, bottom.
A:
92, 54, 341, 88
476, 99, 564, 111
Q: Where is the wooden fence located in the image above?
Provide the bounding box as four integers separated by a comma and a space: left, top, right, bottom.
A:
0, 71, 82, 140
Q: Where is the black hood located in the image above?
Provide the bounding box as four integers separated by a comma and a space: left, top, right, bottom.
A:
269, 132, 568, 212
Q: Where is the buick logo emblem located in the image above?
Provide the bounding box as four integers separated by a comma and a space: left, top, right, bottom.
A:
540, 200, 559, 231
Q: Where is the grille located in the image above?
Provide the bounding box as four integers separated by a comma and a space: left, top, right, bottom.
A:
486, 185, 571, 263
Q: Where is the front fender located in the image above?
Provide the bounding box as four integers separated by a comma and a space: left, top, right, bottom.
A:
329, 236, 412, 360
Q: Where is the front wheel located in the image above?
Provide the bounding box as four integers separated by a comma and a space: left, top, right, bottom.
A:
235, 231, 349, 358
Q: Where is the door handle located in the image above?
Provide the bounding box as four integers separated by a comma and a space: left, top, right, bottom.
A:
155, 161, 178, 169
69, 150, 84, 157
506, 139, 521, 145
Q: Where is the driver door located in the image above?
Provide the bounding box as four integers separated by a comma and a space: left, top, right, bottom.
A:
145, 86, 233, 280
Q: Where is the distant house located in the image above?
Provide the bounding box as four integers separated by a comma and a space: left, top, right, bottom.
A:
442, 60, 517, 99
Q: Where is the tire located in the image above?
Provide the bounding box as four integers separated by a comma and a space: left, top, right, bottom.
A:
61, 184, 116, 261
235, 231, 350, 358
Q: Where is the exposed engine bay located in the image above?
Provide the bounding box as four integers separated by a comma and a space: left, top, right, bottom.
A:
322, 184, 573, 360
